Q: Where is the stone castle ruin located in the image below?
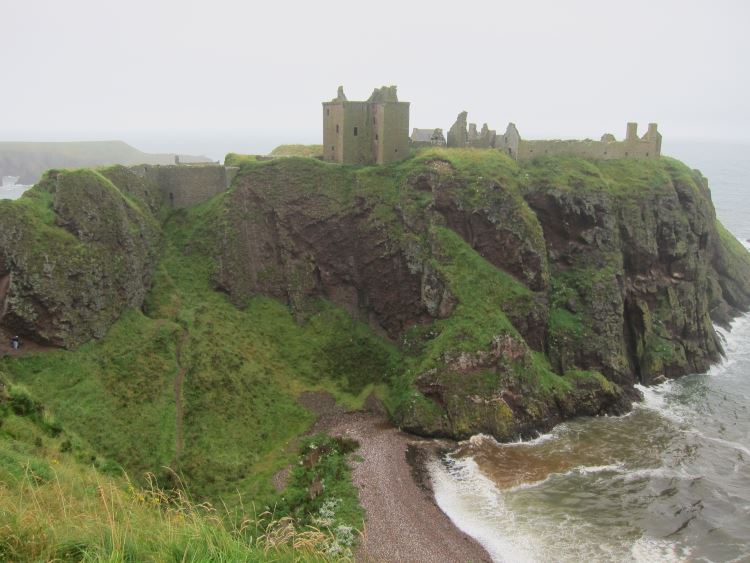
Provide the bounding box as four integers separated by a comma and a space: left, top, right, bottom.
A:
324, 86, 662, 164
323, 86, 410, 165
450, 114, 662, 160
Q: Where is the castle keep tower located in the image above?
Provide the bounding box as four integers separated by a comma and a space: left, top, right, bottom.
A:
323, 86, 410, 165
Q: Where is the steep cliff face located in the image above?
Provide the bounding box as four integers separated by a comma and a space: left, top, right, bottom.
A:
0, 166, 161, 347
3, 151, 749, 444
523, 158, 733, 387
213, 151, 750, 440
215, 159, 456, 336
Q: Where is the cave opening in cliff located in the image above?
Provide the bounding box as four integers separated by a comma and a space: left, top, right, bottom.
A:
623, 298, 645, 384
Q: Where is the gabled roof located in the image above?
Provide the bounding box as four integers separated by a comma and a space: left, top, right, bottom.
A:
411, 128, 436, 142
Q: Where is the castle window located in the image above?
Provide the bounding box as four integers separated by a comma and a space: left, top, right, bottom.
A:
373, 117, 376, 124
336, 124, 339, 134
646, 152, 649, 157
395, 148, 398, 153
354, 127, 358, 136
326, 108, 330, 116
375, 134, 379, 141
625, 152, 629, 156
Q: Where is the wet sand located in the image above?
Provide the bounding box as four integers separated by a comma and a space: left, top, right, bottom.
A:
299, 392, 491, 563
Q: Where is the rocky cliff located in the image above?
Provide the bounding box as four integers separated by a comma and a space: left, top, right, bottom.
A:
2, 150, 749, 442
0, 166, 161, 347
212, 150, 750, 440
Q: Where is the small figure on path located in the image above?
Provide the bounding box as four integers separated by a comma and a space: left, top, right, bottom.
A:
10, 336, 19, 350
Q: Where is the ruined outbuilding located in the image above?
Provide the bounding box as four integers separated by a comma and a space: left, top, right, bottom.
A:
322, 86, 410, 165
411, 128, 446, 148
449, 112, 662, 160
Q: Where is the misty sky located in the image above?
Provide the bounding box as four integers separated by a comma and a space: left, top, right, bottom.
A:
2, 0, 749, 158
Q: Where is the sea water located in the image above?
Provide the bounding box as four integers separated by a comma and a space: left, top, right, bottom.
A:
430, 141, 750, 562
0, 180, 31, 200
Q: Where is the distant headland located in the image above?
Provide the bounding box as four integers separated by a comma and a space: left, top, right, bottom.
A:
0, 140, 211, 185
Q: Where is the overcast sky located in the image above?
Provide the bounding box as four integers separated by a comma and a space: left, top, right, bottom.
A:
2, 0, 749, 157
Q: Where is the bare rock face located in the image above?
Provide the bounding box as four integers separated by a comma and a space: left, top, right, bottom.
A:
214, 159, 455, 337
0, 167, 161, 347
523, 162, 735, 387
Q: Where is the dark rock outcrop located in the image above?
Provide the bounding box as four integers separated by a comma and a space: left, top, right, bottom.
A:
0, 167, 161, 347
215, 159, 455, 337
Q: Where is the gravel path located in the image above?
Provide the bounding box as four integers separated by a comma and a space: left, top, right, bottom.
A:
300, 392, 491, 563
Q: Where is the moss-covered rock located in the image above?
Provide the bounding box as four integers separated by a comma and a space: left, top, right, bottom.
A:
0, 168, 161, 347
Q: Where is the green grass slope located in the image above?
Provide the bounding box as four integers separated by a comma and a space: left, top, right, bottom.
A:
0, 372, 355, 561
2, 182, 397, 514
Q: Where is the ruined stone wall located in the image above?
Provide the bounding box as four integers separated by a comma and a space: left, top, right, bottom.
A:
516, 136, 660, 161
447, 112, 468, 148
467, 124, 496, 148
448, 115, 661, 161
132, 164, 238, 208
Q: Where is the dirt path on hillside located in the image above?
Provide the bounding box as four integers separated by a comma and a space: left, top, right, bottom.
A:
172, 331, 188, 464
300, 392, 491, 563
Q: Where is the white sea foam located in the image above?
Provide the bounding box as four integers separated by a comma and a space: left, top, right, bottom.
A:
501, 462, 626, 493
634, 380, 690, 425
431, 455, 687, 562
466, 426, 566, 449
710, 314, 750, 384
574, 462, 625, 475
631, 536, 691, 563
429, 456, 540, 562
